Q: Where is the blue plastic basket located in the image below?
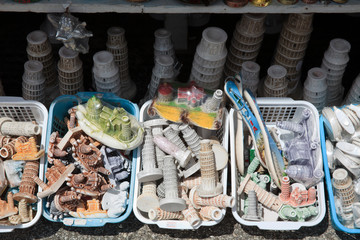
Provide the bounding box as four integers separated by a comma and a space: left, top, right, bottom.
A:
43, 92, 139, 227
320, 115, 360, 234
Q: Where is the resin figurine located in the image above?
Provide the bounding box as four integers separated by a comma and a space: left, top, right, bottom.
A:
150, 82, 225, 130
277, 108, 324, 188
101, 182, 129, 218
101, 146, 131, 185
75, 95, 144, 150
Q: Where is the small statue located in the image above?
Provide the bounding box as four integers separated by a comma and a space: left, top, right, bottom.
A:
101, 146, 131, 185
47, 11, 93, 54
70, 134, 109, 175
48, 132, 68, 164
66, 171, 113, 196
75, 96, 144, 150
277, 108, 324, 188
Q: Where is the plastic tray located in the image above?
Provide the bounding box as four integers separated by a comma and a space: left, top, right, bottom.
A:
230, 98, 326, 230
0, 97, 48, 233
43, 92, 139, 227
320, 114, 360, 234
133, 100, 229, 229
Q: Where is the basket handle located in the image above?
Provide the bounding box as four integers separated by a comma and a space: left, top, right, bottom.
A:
0, 96, 25, 102
256, 97, 294, 104
75, 92, 120, 101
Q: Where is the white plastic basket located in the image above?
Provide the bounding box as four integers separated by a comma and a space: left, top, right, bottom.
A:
133, 100, 229, 230
230, 98, 326, 230
0, 97, 48, 233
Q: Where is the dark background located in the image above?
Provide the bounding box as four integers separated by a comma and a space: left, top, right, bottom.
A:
0, 12, 360, 104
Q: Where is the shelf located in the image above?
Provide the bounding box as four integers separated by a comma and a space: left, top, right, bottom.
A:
0, 0, 359, 14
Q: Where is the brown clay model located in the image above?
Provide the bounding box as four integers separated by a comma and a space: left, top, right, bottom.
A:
33, 159, 75, 198
0, 135, 12, 148
66, 171, 113, 196
69, 199, 108, 218
54, 187, 82, 212
65, 108, 78, 130
70, 134, 110, 175
12, 137, 45, 161
0, 136, 28, 159
0, 192, 18, 220
56, 126, 83, 151
18, 199, 32, 223
47, 132, 68, 164
13, 160, 39, 203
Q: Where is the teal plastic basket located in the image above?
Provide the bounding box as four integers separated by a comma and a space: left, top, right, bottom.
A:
43, 92, 139, 227
320, 115, 360, 234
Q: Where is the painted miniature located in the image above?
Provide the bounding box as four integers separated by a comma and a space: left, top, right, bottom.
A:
69, 199, 107, 218
238, 174, 283, 212
151, 82, 225, 130
0, 136, 28, 159
75, 95, 144, 150
12, 137, 45, 161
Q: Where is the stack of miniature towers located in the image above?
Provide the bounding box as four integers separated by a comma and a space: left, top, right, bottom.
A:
153, 28, 181, 78
332, 168, 355, 224
92, 50, 121, 95
141, 55, 175, 105
137, 117, 235, 227
273, 13, 313, 95
224, 14, 266, 78
154, 29, 176, 62
22, 60, 46, 103
263, 65, 288, 97
241, 61, 261, 95
189, 27, 228, 90
26, 30, 58, 104
106, 27, 137, 100
303, 67, 327, 112
321, 38, 351, 106
344, 73, 360, 105
57, 46, 84, 95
